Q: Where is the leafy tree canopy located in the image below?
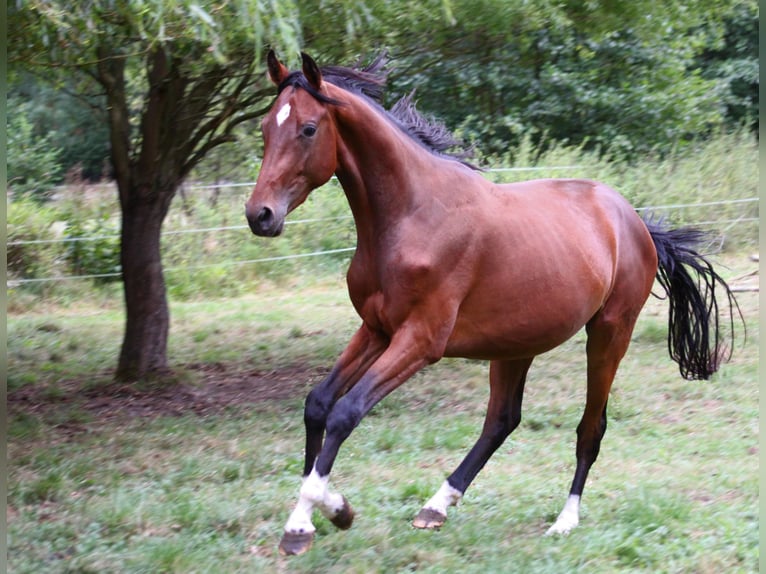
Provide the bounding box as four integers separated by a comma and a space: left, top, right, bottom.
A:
10, 0, 301, 65
9, 0, 757, 173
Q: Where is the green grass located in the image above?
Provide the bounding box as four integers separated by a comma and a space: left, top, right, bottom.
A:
7, 252, 759, 573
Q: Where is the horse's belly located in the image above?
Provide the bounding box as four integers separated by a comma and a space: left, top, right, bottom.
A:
443, 281, 607, 360
444, 316, 586, 360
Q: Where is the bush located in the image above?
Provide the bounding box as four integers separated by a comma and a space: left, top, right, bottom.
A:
63, 215, 121, 282
6, 197, 65, 281
6, 98, 64, 200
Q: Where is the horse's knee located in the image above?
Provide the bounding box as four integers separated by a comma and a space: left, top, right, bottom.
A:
304, 388, 332, 431
324, 398, 363, 442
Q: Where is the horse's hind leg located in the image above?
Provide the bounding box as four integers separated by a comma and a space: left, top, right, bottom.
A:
547, 306, 641, 535
414, 357, 533, 529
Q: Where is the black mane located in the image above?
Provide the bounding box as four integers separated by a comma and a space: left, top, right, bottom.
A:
277, 53, 475, 167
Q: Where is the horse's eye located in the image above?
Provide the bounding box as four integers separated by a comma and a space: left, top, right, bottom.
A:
302, 124, 317, 138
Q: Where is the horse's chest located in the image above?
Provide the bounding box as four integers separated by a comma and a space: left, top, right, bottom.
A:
346, 249, 444, 334
346, 269, 390, 334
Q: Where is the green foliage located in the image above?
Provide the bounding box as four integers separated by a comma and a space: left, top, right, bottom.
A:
297, 0, 755, 159
11, 0, 302, 65
7, 186, 123, 290
696, 0, 759, 132
6, 197, 65, 282
8, 0, 758, 188
6, 97, 64, 199
63, 216, 121, 282
8, 75, 110, 182
387, 1, 738, 159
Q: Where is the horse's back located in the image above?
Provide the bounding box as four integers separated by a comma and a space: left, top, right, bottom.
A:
491, 178, 655, 266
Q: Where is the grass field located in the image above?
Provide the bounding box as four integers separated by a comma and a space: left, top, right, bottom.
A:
7, 250, 759, 573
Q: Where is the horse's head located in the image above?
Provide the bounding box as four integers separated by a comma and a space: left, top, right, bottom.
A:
245, 51, 339, 237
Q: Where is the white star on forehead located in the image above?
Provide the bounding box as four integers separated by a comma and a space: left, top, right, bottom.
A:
276, 103, 291, 127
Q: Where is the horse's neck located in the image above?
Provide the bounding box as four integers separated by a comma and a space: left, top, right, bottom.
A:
332, 97, 439, 241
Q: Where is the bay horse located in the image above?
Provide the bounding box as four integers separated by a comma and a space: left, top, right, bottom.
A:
245, 51, 739, 556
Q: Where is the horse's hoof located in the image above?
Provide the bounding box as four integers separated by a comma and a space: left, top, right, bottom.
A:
278, 531, 314, 556
412, 507, 447, 529
329, 496, 355, 530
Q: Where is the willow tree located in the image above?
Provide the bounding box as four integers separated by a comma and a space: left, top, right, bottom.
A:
9, 1, 302, 380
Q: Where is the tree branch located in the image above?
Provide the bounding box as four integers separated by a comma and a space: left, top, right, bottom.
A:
96, 45, 132, 204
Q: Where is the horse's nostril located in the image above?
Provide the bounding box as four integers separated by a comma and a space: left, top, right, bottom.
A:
257, 206, 273, 224
246, 204, 281, 236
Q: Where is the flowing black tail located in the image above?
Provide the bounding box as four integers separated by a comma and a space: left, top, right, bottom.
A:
645, 221, 741, 380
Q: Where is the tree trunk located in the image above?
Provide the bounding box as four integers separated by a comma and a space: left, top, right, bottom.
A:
101, 46, 181, 382
115, 185, 174, 381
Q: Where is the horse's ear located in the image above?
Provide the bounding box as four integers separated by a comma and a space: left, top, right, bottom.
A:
267, 49, 289, 86
301, 52, 322, 91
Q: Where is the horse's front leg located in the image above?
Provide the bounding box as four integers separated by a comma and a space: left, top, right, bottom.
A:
279, 324, 387, 556
278, 468, 355, 555
279, 323, 446, 555
302, 324, 388, 475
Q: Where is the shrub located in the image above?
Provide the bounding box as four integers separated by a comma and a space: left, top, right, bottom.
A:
63, 215, 121, 282
6, 197, 65, 281
6, 98, 64, 201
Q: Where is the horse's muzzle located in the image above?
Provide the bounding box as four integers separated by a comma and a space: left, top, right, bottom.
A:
246, 205, 284, 237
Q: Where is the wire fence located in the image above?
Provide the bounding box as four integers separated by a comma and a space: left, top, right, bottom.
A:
7, 173, 759, 286
7, 198, 759, 249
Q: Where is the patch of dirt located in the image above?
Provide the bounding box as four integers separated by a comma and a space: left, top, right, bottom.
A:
8, 363, 328, 426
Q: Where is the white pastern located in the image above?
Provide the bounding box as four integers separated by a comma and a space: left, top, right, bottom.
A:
276, 103, 291, 127
318, 489, 345, 518
546, 494, 581, 535
283, 469, 344, 534
283, 495, 316, 535
422, 480, 463, 515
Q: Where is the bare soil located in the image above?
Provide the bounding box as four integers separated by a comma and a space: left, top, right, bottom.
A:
8, 362, 326, 427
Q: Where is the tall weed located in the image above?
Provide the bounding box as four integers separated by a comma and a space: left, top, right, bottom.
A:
489, 130, 758, 250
